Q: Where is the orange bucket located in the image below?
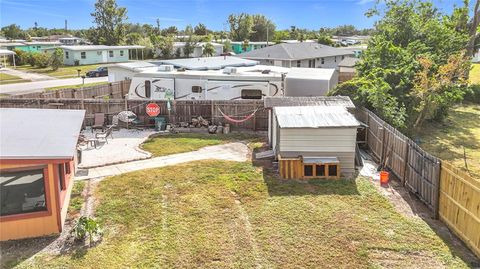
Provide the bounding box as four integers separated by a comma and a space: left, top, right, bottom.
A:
380, 171, 389, 184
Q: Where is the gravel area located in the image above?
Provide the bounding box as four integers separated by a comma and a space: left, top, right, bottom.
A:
79, 129, 155, 168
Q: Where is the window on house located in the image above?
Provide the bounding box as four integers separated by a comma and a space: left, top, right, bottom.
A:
316, 165, 326, 177
296, 60, 301, 67
328, 165, 338, 177
334, 56, 337, 62
304, 165, 314, 177
109, 50, 114, 57
37, 46, 40, 49
81, 52, 86, 59
321, 58, 325, 64
192, 86, 202, 93
65, 51, 69, 59
144, 80, 151, 98
241, 89, 262, 99
58, 164, 65, 191
120, 50, 124, 56
0, 168, 47, 216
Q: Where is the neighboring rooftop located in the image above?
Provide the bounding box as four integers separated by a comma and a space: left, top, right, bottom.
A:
49, 45, 145, 51
153, 56, 259, 70
338, 57, 360, 67
108, 61, 158, 71
0, 108, 85, 159
274, 106, 360, 128
285, 67, 336, 80
237, 42, 354, 61
264, 96, 355, 108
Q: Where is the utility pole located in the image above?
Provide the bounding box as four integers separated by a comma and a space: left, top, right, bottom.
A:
65, 20, 68, 32
266, 24, 269, 46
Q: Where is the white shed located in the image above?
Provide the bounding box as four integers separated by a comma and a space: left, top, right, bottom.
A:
265, 96, 359, 179
284, 68, 338, 96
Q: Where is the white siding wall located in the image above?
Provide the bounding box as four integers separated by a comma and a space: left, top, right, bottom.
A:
252, 54, 353, 69
279, 128, 357, 152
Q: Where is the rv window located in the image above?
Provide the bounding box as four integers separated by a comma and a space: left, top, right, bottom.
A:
296, 60, 301, 67
144, 80, 151, 98
109, 50, 114, 57
191, 86, 203, 93
241, 89, 262, 99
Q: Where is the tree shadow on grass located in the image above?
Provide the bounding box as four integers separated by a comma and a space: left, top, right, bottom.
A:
385, 175, 480, 267
0, 235, 58, 269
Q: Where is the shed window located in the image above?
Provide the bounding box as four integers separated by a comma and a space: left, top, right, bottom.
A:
81, 52, 86, 59
65, 51, 69, 59
109, 50, 114, 57
58, 164, 65, 191
303, 165, 314, 177
192, 86, 202, 93
120, 50, 124, 56
144, 80, 151, 98
328, 165, 338, 177
0, 169, 47, 216
321, 58, 325, 64
316, 165, 326, 177
241, 89, 262, 99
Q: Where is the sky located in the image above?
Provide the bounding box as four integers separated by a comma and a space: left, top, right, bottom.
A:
0, 0, 471, 31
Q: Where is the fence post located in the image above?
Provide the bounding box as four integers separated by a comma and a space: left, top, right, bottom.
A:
402, 142, 409, 185
211, 100, 215, 124
380, 125, 386, 166
365, 109, 370, 145
432, 160, 441, 219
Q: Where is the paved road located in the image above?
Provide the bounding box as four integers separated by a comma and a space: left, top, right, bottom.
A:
1, 67, 54, 81
75, 142, 249, 180
0, 76, 108, 95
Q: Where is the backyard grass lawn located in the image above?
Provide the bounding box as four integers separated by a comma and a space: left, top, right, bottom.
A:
0, 73, 30, 84
142, 133, 263, 157
19, 161, 468, 268
470, 63, 480, 84
415, 104, 480, 178
16, 64, 102, 78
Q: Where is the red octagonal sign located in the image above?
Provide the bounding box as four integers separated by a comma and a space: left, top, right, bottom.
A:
146, 103, 160, 117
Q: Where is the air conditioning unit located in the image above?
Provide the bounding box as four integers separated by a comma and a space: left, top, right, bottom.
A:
223, 67, 237, 74
157, 65, 174, 72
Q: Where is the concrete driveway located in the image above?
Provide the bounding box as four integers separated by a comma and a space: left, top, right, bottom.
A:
0, 76, 108, 95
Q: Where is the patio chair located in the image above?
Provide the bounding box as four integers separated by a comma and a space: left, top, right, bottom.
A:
92, 113, 106, 132
95, 125, 114, 143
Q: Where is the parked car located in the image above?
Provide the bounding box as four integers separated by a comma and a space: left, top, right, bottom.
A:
86, 66, 108, 77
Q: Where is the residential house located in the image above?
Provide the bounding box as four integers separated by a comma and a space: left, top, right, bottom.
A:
45, 45, 145, 66
237, 42, 355, 69
231, 41, 271, 54
264, 96, 359, 179
167, 42, 223, 58
0, 108, 85, 241
0, 41, 61, 52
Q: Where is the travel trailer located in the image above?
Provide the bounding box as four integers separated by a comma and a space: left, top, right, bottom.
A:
127, 65, 287, 100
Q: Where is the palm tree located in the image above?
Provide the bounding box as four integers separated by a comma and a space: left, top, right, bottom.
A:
242, 39, 250, 52
202, 42, 216, 57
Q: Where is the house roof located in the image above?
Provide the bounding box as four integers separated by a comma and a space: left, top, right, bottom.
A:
0, 49, 16, 56
0, 108, 85, 159
153, 56, 259, 70
338, 57, 359, 67
51, 45, 145, 51
173, 42, 223, 48
237, 42, 354, 60
274, 106, 359, 128
23, 41, 61, 46
264, 96, 355, 108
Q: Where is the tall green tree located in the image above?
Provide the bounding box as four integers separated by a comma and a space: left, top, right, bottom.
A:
331, 0, 471, 129
91, 0, 128, 45
49, 48, 64, 71
1, 24, 26, 40
250, 15, 275, 42
223, 40, 232, 53
194, 23, 209, 36
183, 35, 198, 57
152, 35, 175, 58
228, 13, 254, 41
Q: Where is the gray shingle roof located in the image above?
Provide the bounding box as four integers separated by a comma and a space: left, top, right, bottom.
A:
338, 57, 359, 67
264, 96, 355, 108
237, 43, 354, 60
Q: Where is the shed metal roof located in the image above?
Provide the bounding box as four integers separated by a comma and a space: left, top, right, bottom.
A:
264, 96, 355, 108
274, 106, 359, 128
153, 56, 259, 70
0, 108, 85, 159
237, 42, 354, 61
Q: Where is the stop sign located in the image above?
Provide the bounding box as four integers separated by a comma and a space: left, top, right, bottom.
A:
146, 103, 160, 117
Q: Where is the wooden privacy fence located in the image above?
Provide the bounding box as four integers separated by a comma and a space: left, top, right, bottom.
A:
0, 98, 267, 131
439, 161, 480, 257
6, 80, 130, 100
356, 108, 441, 216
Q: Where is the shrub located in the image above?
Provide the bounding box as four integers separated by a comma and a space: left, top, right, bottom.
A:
72, 216, 102, 246
49, 48, 64, 71
464, 84, 480, 104
11, 49, 27, 66
33, 52, 49, 68
26, 52, 36, 66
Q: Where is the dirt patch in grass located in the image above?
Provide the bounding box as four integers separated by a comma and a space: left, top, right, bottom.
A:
141, 132, 264, 157
11, 161, 472, 268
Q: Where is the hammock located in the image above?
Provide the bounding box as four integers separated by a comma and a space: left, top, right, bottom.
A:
217, 107, 258, 123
